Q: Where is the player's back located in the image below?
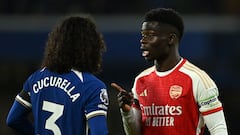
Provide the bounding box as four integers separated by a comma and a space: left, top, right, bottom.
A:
24, 68, 107, 135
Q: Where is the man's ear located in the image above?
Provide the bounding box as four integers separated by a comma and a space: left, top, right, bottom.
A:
168, 33, 177, 45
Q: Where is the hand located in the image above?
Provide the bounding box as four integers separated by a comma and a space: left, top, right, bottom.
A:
111, 83, 133, 112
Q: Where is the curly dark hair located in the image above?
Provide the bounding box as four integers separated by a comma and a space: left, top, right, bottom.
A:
144, 8, 184, 40
41, 15, 106, 74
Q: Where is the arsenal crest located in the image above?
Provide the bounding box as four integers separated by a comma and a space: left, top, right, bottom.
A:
169, 85, 183, 99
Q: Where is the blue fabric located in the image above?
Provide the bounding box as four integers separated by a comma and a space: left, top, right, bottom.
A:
7, 68, 109, 135
6, 101, 34, 135
88, 115, 108, 135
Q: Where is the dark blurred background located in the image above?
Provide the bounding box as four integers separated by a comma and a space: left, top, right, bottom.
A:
0, 0, 239, 135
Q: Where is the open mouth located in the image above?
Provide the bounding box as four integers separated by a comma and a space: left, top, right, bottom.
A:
141, 47, 149, 57
142, 50, 149, 57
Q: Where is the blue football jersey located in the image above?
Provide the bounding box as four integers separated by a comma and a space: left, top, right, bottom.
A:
18, 68, 109, 135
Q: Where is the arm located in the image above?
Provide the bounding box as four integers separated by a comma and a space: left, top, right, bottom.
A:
111, 83, 142, 135
203, 110, 228, 135
198, 88, 228, 135
6, 98, 34, 135
194, 71, 228, 135
189, 69, 228, 135
85, 83, 109, 135
88, 115, 108, 135
121, 107, 142, 135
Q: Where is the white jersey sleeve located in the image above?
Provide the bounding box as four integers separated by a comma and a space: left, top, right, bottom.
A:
204, 110, 228, 135
120, 108, 142, 135
182, 61, 228, 134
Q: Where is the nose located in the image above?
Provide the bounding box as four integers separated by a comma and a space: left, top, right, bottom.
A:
140, 40, 147, 50
140, 37, 147, 44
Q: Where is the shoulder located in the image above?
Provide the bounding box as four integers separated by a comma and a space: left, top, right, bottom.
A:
135, 66, 155, 80
180, 60, 216, 90
25, 68, 46, 81
71, 69, 106, 87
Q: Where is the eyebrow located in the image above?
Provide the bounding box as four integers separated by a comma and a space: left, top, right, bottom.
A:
140, 30, 168, 34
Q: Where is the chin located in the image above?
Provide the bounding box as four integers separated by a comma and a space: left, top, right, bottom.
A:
144, 56, 153, 61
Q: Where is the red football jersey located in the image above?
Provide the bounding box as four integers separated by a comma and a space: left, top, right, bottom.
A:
132, 58, 223, 135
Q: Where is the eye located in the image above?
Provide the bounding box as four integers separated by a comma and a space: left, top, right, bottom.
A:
141, 32, 156, 39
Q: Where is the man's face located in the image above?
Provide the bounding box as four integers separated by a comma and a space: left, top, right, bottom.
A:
140, 21, 170, 61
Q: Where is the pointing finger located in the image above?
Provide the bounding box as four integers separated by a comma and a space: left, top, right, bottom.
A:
111, 83, 126, 92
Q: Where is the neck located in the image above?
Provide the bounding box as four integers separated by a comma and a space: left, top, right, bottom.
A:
155, 55, 181, 72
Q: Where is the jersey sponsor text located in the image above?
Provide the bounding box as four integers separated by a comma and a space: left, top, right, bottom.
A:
141, 103, 182, 127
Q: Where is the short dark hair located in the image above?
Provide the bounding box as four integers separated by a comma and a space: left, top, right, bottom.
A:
41, 15, 106, 74
144, 8, 184, 39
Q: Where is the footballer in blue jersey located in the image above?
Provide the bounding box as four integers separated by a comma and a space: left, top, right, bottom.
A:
7, 15, 108, 135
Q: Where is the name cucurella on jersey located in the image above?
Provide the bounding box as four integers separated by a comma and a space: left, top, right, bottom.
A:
32, 76, 80, 102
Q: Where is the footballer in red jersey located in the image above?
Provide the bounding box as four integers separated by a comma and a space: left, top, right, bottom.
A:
111, 8, 228, 135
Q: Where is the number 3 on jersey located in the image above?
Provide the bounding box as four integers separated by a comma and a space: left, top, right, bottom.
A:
42, 101, 64, 135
